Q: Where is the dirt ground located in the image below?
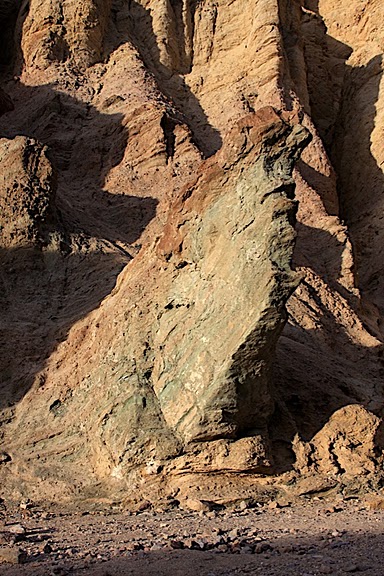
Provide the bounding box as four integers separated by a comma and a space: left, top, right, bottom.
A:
0, 496, 383, 575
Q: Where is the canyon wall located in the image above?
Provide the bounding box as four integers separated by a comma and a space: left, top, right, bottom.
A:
0, 0, 383, 505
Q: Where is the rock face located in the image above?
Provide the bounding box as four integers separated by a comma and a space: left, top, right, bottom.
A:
153, 110, 309, 444
21, 0, 113, 70
0, 0, 383, 504
272, 0, 384, 471
0, 107, 310, 501
0, 137, 56, 247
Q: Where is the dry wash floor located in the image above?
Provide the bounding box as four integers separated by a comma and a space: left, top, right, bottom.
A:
0, 497, 384, 575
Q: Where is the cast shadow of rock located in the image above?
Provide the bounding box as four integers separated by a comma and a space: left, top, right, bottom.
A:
271, 15, 384, 469
0, 81, 159, 245
0, 82, 158, 411
297, 159, 339, 216
293, 220, 361, 314
270, 222, 384, 469
284, 7, 384, 319
333, 54, 384, 321
299, 6, 384, 323
107, 0, 222, 158
0, 0, 22, 68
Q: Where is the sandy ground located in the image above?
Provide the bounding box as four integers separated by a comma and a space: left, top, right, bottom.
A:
0, 496, 383, 575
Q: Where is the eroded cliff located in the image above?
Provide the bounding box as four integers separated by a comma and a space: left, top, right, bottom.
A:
0, 0, 383, 506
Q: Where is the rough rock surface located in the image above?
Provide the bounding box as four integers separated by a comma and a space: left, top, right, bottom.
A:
0, 136, 56, 247
0, 106, 310, 502
0, 498, 384, 575
0, 0, 383, 505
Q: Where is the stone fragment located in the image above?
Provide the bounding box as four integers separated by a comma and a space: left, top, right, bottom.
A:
289, 475, 338, 497
19, 500, 33, 510
183, 499, 214, 513
206, 511, 217, 519
6, 524, 25, 535
318, 565, 333, 575
228, 542, 241, 554
276, 497, 292, 508
43, 542, 53, 553
228, 528, 240, 540
364, 497, 384, 511
279, 544, 296, 553
343, 565, 363, 573
292, 405, 384, 484
240, 545, 254, 554
255, 542, 273, 554
0, 547, 27, 564
169, 540, 184, 549
0, 453, 11, 464
210, 535, 223, 547
320, 505, 343, 514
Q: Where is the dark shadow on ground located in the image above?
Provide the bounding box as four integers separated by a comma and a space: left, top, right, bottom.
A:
106, 0, 222, 158
0, 81, 158, 411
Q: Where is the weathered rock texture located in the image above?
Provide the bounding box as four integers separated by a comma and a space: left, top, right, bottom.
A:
0, 137, 56, 247
273, 0, 384, 472
0, 0, 383, 504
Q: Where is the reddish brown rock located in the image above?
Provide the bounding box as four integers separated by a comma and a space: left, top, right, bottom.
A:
0, 136, 56, 248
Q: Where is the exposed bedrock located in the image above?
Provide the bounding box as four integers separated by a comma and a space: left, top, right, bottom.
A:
0, 0, 384, 504
0, 136, 57, 248
19, 0, 113, 70
153, 109, 310, 443
0, 108, 311, 501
